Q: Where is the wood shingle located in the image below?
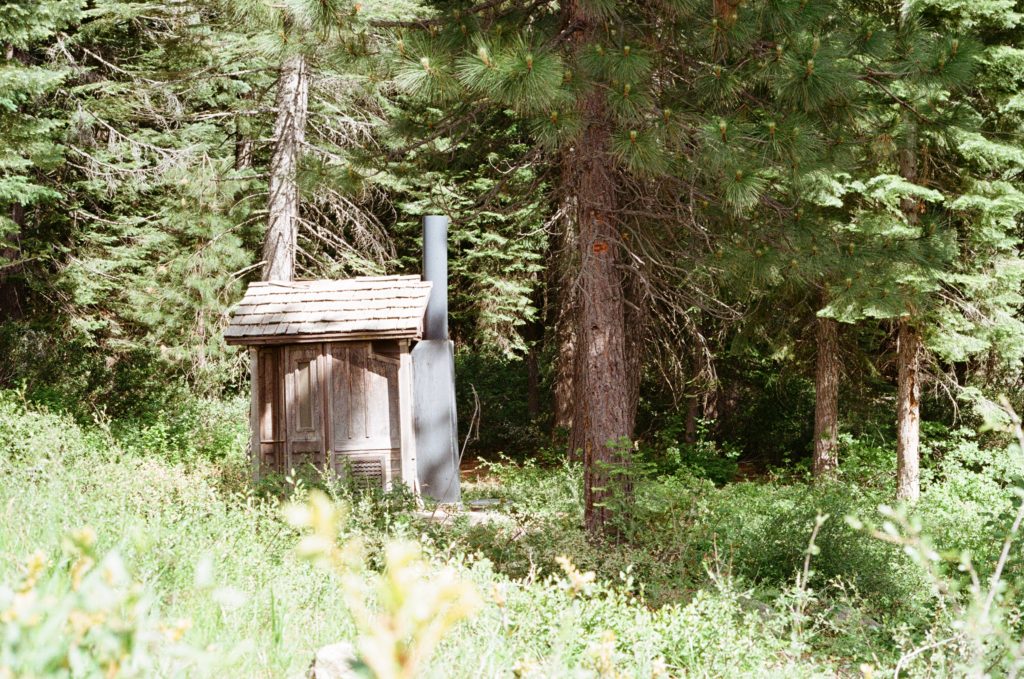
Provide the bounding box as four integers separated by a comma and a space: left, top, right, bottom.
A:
225, 276, 432, 345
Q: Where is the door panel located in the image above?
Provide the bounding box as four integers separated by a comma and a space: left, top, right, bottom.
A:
256, 347, 284, 472
328, 342, 400, 455
285, 345, 324, 468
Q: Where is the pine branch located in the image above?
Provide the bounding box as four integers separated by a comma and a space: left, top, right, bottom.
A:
370, 0, 547, 29
861, 74, 935, 125
385, 104, 489, 160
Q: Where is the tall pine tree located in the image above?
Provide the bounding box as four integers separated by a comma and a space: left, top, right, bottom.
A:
385, 0, 897, 533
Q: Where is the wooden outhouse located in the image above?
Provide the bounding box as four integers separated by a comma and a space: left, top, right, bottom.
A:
224, 275, 433, 491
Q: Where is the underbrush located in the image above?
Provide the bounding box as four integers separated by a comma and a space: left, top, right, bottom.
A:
3, 390, 1024, 676
0, 392, 832, 676
454, 428, 1024, 674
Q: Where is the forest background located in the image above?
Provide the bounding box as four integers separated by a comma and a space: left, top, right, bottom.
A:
6, 0, 1024, 676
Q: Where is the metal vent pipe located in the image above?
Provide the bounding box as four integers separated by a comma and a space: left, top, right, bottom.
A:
422, 215, 449, 340
413, 214, 460, 503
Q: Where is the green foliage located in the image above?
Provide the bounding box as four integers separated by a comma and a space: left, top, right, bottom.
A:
706, 481, 934, 614
638, 415, 740, 485
0, 394, 837, 676
2, 538, 179, 677
382, 113, 548, 357
9, 391, 1024, 675
114, 396, 249, 465
454, 351, 546, 458
0, 1, 79, 250
918, 426, 1024, 581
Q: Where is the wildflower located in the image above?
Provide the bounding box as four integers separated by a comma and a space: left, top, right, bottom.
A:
555, 556, 595, 597
161, 617, 192, 642
18, 550, 47, 593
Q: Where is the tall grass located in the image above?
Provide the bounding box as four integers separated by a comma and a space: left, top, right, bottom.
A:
5, 389, 1024, 676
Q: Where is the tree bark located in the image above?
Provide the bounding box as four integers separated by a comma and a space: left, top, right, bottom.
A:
526, 343, 540, 418
262, 52, 309, 282
895, 106, 921, 502
522, 315, 543, 420
553, 303, 576, 442
685, 395, 699, 444
235, 133, 253, 171
896, 319, 921, 501
0, 204, 25, 321
813, 315, 840, 477
562, 3, 633, 534
548, 169, 579, 449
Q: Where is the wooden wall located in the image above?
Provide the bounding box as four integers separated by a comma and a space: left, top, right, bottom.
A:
250, 339, 414, 490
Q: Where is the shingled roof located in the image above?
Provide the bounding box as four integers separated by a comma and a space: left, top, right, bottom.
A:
224, 275, 433, 344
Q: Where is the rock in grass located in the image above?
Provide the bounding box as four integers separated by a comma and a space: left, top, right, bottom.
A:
309, 642, 357, 679
828, 604, 882, 631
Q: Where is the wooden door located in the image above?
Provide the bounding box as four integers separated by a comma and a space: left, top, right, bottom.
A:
326, 342, 401, 485
255, 347, 284, 472
284, 344, 325, 469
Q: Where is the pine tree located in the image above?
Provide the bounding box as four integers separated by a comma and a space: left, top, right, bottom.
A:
0, 0, 82, 318
800, 1, 1024, 499
677, 0, 882, 478
385, 0, 889, 533
700, 0, 1024, 493
219, 0, 366, 282
0, 0, 264, 403
813, 311, 840, 476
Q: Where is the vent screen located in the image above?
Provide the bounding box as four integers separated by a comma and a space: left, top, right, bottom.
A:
339, 455, 386, 490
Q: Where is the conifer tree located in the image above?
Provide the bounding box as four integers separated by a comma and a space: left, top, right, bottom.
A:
0, 1, 279, 397
385, 0, 887, 533
792, 2, 1024, 499
704, 0, 1024, 493
813, 311, 840, 476
682, 0, 880, 478
0, 0, 82, 317
222, 0, 365, 281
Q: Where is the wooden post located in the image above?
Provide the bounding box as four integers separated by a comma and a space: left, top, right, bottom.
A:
319, 342, 332, 473
398, 339, 418, 493
249, 347, 260, 483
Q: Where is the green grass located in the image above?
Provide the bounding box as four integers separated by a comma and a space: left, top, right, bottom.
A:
3, 390, 1023, 677
0, 393, 353, 677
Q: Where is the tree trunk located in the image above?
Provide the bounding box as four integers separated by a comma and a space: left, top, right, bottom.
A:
522, 316, 542, 420
684, 341, 707, 444
685, 395, 699, 444
622, 264, 646, 430
813, 315, 840, 477
262, 52, 308, 282
235, 133, 253, 171
553, 304, 576, 442
0, 204, 25, 321
896, 319, 921, 501
526, 344, 540, 418
895, 104, 921, 502
561, 4, 632, 533
549, 171, 578, 450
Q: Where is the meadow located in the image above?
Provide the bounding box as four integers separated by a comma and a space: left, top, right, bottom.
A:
3, 389, 1024, 677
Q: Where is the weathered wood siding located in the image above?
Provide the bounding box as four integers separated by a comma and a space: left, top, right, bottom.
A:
231, 277, 433, 490
252, 340, 405, 489
255, 346, 284, 473
284, 344, 325, 469
326, 341, 401, 488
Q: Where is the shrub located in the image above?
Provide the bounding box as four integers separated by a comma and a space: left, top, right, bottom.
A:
918, 427, 1024, 584
700, 481, 936, 616
1, 536, 175, 678
0, 389, 110, 467
638, 416, 741, 485
113, 395, 249, 466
